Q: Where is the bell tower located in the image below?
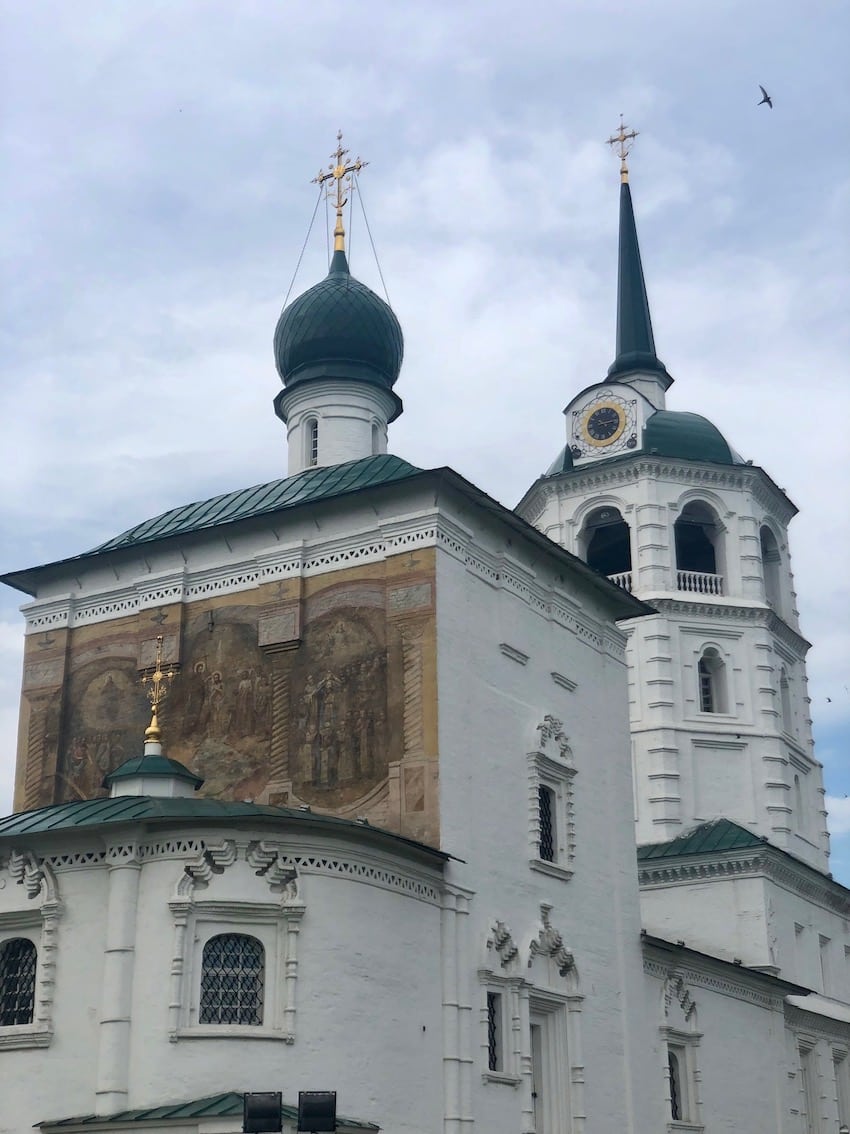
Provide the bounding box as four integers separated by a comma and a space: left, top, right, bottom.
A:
516, 122, 827, 871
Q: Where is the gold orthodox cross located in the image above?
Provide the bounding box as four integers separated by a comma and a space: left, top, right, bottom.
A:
606, 115, 639, 183
141, 634, 175, 740
313, 131, 368, 252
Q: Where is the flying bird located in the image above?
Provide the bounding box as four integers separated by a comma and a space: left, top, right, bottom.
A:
758, 85, 773, 108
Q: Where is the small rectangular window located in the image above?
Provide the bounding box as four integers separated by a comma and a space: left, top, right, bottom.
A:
538, 786, 555, 862
486, 991, 503, 1072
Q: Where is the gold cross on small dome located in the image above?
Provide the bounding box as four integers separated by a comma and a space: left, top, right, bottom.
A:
141, 634, 175, 742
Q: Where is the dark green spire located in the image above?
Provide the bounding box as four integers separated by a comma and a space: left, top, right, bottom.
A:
607, 180, 671, 384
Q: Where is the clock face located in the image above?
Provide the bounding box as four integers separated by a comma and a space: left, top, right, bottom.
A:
586, 406, 621, 441
581, 401, 627, 447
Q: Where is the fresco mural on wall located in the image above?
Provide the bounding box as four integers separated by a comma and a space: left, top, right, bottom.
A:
163, 608, 269, 800
289, 607, 389, 808
48, 575, 418, 812
60, 660, 149, 800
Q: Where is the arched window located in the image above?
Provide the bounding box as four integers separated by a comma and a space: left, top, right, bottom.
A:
581, 506, 632, 587
675, 502, 723, 594
0, 937, 37, 1026
306, 418, 319, 467
371, 422, 381, 455
760, 525, 782, 610
199, 933, 265, 1025
698, 647, 728, 714
538, 785, 556, 862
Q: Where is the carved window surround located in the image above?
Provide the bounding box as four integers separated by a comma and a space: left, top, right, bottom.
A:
528, 717, 577, 879
167, 841, 304, 1044
0, 852, 62, 1050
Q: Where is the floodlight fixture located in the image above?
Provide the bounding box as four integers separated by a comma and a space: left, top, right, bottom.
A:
297, 1090, 337, 1132
242, 1091, 283, 1133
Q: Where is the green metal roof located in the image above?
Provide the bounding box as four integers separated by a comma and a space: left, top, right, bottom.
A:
102, 754, 204, 789
637, 818, 766, 861
91, 455, 420, 556
643, 410, 742, 465
274, 249, 403, 396
40, 1091, 378, 1129
0, 795, 448, 865
607, 180, 672, 386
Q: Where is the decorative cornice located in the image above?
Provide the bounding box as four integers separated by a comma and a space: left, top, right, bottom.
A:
639, 844, 850, 918
785, 1002, 850, 1040
643, 949, 787, 1012
643, 597, 810, 654
519, 457, 796, 528
19, 510, 617, 655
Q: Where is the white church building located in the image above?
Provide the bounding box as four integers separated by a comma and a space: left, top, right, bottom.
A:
1, 132, 848, 1134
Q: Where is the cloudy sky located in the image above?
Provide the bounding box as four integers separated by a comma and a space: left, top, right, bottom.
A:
1, 1, 848, 869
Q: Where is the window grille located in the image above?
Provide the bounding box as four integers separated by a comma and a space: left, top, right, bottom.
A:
0, 938, 37, 1026
538, 785, 555, 862
668, 1050, 682, 1120
199, 933, 264, 1025
308, 420, 319, 467
487, 991, 502, 1071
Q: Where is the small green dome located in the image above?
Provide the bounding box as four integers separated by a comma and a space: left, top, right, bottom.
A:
274, 250, 404, 393
643, 410, 742, 465
103, 754, 204, 790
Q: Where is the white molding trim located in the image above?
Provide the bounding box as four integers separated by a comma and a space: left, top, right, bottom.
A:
0, 851, 62, 1049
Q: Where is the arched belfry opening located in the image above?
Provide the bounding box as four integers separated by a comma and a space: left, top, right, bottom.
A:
760, 525, 782, 610
580, 507, 632, 587
675, 502, 723, 594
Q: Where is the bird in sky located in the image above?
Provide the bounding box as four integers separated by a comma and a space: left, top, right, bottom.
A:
758, 85, 773, 108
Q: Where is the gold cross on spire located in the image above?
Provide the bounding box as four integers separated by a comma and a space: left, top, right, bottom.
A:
606, 115, 639, 183
313, 130, 368, 254
141, 635, 175, 743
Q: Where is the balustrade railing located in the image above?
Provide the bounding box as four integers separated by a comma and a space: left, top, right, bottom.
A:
607, 571, 633, 593
677, 570, 723, 596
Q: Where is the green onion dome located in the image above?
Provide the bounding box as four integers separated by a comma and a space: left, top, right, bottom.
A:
643, 411, 744, 465
274, 250, 404, 393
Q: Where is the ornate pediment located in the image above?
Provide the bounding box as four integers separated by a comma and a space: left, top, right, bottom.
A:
529, 905, 574, 978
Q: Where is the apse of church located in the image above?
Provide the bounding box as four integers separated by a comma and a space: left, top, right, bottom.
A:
14, 551, 439, 843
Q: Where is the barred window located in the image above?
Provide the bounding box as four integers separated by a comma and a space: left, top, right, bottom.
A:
538, 785, 556, 862
668, 1050, 682, 1120
199, 933, 265, 1025
487, 991, 503, 1072
0, 937, 37, 1026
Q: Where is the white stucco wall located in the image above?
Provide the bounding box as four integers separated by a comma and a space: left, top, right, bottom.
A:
433, 509, 663, 1133
0, 826, 445, 1134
